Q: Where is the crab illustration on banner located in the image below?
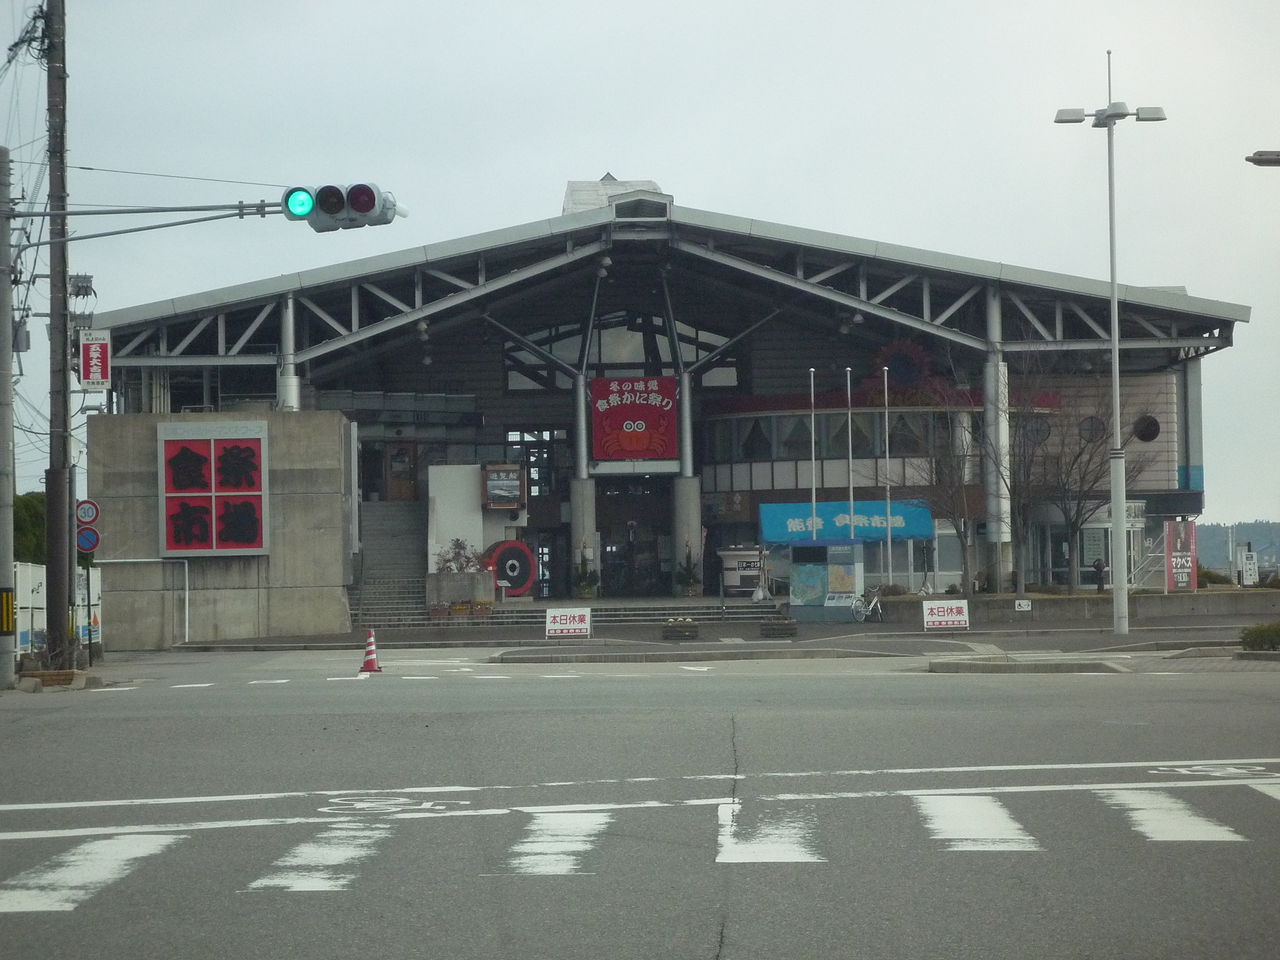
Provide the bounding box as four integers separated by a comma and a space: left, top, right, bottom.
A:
589, 376, 677, 460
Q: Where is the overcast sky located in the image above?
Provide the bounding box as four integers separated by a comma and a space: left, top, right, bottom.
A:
3, 0, 1277, 524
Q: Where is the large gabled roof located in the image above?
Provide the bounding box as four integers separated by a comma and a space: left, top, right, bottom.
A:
92, 178, 1247, 377
94, 184, 1249, 332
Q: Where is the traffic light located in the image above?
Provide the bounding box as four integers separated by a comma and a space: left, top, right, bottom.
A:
281, 183, 400, 232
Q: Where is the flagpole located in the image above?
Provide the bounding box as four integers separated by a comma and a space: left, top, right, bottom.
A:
884, 365, 892, 586
809, 367, 817, 541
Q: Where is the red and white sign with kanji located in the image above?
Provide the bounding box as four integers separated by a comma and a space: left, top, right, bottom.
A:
545, 607, 592, 638
157, 422, 269, 557
922, 599, 970, 630
78, 331, 112, 390
589, 377, 678, 461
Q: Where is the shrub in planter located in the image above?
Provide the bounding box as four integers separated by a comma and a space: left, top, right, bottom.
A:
1197, 565, 1233, 587
1240, 622, 1280, 651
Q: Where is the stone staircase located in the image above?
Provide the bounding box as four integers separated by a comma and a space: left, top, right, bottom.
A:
354, 501, 428, 627
377, 599, 785, 630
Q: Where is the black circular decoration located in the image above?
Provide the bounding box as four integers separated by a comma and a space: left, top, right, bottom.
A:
485, 540, 536, 597
1133, 414, 1161, 442
1078, 416, 1107, 443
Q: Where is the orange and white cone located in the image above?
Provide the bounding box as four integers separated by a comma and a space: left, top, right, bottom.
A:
359, 629, 382, 673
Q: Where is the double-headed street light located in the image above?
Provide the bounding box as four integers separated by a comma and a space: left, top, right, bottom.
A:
1054, 97, 1166, 636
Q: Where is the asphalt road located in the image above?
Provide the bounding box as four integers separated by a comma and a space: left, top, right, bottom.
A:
2, 651, 1278, 960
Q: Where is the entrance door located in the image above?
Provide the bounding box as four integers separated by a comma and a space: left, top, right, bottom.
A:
384, 442, 417, 501
596, 476, 673, 596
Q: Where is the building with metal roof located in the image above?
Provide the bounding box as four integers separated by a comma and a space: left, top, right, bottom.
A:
87, 175, 1246, 641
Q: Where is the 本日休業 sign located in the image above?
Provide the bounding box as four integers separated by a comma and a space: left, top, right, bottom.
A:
923, 599, 969, 630
590, 377, 678, 461
545, 607, 592, 638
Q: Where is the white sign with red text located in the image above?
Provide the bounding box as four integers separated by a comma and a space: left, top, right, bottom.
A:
922, 599, 970, 630
545, 606, 592, 639
78, 331, 112, 390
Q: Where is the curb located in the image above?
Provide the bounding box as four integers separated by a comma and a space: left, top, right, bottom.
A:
928, 659, 1127, 674
1234, 650, 1280, 662
491, 648, 916, 665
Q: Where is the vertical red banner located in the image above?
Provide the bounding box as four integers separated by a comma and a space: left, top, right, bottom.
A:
589, 376, 678, 460
1165, 520, 1198, 591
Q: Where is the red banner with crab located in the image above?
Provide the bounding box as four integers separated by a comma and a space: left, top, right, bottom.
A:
590, 377, 678, 460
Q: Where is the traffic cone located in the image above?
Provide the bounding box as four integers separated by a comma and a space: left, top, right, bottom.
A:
359, 629, 382, 673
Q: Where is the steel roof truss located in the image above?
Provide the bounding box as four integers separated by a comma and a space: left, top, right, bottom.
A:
298, 295, 351, 338
230, 301, 276, 356
671, 238, 985, 352
1005, 292, 1053, 341
294, 240, 606, 365
168, 314, 214, 356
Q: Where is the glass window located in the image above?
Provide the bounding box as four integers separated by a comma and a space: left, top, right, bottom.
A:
776, 415, 812, 460
737, 417, 772, 461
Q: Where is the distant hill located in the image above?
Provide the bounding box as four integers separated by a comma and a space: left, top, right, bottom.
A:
1195, 522, 1280, 572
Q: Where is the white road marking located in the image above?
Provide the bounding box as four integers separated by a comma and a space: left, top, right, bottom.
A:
245, 821, 390, 891
170, 683, 214, 688
539, 675, 580, 679
507, 811, 612, 875
715, 803, 825, 862
326, 675, 369, 681
0, 834, 185, 912
912, 795, 1041, 851
3, 757, 1276, 817
401, 676, 438, 680
1250, 783, 1280, 803
0, 817, 357, 842
678, 666, 713, 672
249, 680, 291, 685
91, 687, 136, 692
1095, 790, 1246, 842
473, 676, 510, 680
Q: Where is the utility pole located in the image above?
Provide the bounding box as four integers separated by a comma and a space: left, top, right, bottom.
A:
0, 146, 15, 689
45, 0, 72, 669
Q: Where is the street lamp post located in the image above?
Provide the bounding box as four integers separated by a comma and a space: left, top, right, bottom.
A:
1055, 71, 1166, 636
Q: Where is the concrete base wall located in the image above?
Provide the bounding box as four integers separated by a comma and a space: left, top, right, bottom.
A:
88, 411, 355, 648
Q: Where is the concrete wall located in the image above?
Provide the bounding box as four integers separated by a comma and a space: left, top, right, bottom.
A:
87, 411, 354, 648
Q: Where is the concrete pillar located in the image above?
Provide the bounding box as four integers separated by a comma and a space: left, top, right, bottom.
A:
278, 294, 301, 411
679, 370, 694, 478
672, 475, 703, 595
983, 286, 1012, 590
569, 477, 597, 574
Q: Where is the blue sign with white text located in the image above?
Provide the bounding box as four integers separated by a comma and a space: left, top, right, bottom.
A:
759, 499, 933, 543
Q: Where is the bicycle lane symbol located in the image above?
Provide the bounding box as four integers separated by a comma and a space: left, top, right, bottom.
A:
317, 796, 474, 815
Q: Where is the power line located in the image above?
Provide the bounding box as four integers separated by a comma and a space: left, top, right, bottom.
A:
11, 157, 287, 189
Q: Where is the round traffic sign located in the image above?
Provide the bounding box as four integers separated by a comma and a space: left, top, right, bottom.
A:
76, 525, 100, 553
76, 499, 100, 526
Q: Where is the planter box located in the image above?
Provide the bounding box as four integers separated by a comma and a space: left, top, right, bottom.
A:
661, 621, 699, 642
759, 619, 798, 639
426, 571, 495, 606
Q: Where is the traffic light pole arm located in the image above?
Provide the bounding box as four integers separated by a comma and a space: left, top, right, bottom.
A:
13, 209, 272, 258
18, 201, 282, 217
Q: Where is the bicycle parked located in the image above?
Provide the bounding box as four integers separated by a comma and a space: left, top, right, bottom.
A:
850, 584, 884, 623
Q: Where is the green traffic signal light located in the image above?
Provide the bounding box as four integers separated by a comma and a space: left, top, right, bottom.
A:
284, 188, 315, 218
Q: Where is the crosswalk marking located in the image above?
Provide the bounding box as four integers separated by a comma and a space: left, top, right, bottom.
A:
245, 822, 390, 891
715, 803, 824, 862
912, 795, 1042, 851
1094, 789, 1247, 841
507, 812, 612, 875
0, 833, 185, 912
1250, 782, 1280, 802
